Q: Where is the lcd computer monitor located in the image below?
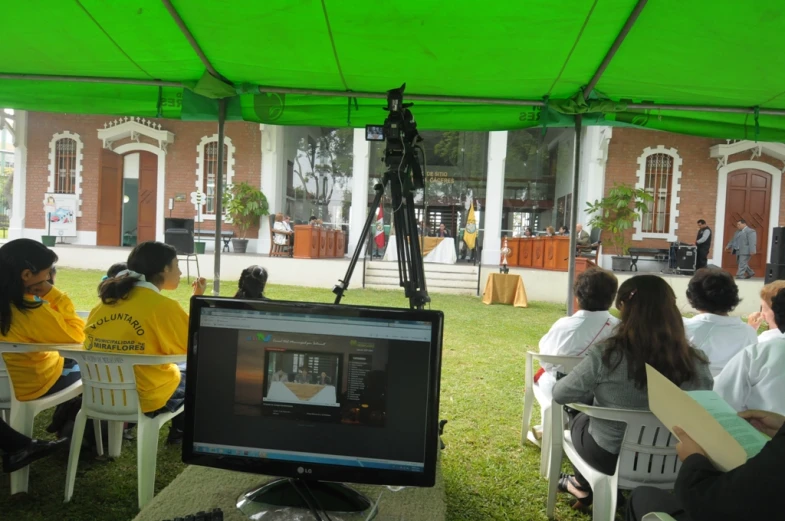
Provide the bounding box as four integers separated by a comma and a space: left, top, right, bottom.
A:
183, 297, 443, 516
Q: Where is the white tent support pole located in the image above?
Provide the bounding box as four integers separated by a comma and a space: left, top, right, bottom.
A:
213, 98, 227, 296
583, 0, 649, 99
566, 115, 583, 315
0, 73, 182, 87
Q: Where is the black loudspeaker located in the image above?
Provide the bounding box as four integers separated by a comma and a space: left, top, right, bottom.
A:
675, 245, 697, 272
164, 218, 194, 235
772, 227, 785, 264
765, 263, 785, 284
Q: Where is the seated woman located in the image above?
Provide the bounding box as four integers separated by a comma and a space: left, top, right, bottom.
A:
683, 268, 758, 376
558, 226, 569, 236
102, 262, 128, 281
0, 239, 85, 402
532, 268, 620, 437
273, 213, 292, 248
523, 227, 533, 238
626, 409, 783, 521
86, 241, 205, 443
235, 265, 268, 299
746, 280, 785, 342
553, 275, 713, 509
714, 287, 785, 415
545, 226, 555, 237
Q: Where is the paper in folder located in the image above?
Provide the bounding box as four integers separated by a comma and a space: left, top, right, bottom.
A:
645, 364, 767, 471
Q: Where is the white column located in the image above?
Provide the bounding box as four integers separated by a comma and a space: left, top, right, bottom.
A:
9, 110, 27, 239
481, 131, 508, 265
578, 126, 612, 228
258, 124, 286, 254
348, 128, 370, 256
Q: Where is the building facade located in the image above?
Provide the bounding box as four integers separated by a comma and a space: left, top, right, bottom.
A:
8, 110, 785, 275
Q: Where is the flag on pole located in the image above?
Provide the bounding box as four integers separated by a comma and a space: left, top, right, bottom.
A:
464, 202, 478, 249
375, 206, 386, 249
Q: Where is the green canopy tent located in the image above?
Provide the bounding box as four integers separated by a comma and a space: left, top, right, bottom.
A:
3, 0, 785, 306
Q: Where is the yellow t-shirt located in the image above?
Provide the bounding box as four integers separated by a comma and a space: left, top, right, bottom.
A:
1, 287, 86, 401
85, 286, 189, 413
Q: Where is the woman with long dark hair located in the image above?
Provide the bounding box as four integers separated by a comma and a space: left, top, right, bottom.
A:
86, 241, 205, 443
0, 239, 85, 401
552, 275, 713, 509
235, 265, 268, 299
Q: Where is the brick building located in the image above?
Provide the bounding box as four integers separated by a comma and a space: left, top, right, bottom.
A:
598, 128, 785, 274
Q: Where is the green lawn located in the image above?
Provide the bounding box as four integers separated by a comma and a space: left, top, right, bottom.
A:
0, 268, 588, 521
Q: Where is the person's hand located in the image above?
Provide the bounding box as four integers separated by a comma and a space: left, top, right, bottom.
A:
739, 410, 785, 438
26, 280, 53, 298
192, 277, 207, 296
674, 426, 707, 462
747, 311, 764, 330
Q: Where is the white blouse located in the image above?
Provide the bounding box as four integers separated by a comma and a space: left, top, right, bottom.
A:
683, 314, 758, 376
714, 337, 785, 416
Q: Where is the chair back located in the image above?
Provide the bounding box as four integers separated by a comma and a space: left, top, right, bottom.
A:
525, 351, 583, 393
64, 350, 185, 421
572, 404, 680, 489
589, 227, 602, 244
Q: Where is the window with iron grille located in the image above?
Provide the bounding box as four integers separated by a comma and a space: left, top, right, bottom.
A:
641, 153, 673, 234
632, 146, 682, 242
54, 138, 77, 194
202, 141, 228, 215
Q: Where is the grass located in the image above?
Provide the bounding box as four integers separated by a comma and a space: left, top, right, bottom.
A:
0, 268, 589, 521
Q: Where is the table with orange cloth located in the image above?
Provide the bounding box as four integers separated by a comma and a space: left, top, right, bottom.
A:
481, 273, 528, 308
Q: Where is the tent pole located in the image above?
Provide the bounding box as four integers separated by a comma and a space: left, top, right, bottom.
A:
625, 103, 785, 115
0, 73, 182, 88
255, 86, 545, 107
566, 115, 583, 315
160, 0, 229, 83
213, 98, 227, 296
583, 0, 649, 99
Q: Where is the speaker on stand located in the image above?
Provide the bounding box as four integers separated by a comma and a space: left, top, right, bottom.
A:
765, 227, 785, 284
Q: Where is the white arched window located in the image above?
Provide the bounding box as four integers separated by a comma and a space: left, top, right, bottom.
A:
195, 134, 235, 219
48, 131, 84, 215
632, 146, 682, 242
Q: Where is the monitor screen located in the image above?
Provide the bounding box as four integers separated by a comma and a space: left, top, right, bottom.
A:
183, 298, 443, 488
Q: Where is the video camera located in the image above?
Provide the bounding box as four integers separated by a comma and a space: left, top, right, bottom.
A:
365, 84, 425, 191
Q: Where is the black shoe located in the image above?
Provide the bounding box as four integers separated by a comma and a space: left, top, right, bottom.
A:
166, 428, 184, 445
2, 438, 69, 473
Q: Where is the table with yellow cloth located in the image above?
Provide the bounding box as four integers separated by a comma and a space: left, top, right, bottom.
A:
383, 237, 457, 264
482, 273, 528, 308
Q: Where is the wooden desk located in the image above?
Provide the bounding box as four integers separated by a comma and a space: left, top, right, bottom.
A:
318, 228, 327, 258
325, 229, 336, 257
293, 225, 319, 259
544, 236, 570, 271
335, 231, 346, 257
532, 238, 545, 268
519, 238, 533, 267
504, 238, 521, 267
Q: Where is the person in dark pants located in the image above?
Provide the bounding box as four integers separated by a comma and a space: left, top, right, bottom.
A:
694, 219, 711, 270
1, 419, 68, 473
552, 275, 714, 509
626, 409, 784, 521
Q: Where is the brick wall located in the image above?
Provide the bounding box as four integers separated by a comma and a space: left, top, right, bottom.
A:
25, 112, 261, 237
601, 128, 785, 256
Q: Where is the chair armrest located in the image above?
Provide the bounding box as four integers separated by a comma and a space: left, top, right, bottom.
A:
642, 514, 678, 521
526, 351, 583, 370
0, 342, 83, 353
566, 402, 652, 423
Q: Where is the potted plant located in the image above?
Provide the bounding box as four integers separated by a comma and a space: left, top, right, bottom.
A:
222, 182, 269, 254
42, 211, 56, 247
585, 183, 653, 271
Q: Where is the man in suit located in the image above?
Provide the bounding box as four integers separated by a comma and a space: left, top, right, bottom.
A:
725, 219, 757, 279
435, 223, 451, 238
694, 219, 712, 270
575, 224, 591, 247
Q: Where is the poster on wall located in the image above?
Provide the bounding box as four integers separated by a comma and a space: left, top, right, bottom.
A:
43, 193, 78, 237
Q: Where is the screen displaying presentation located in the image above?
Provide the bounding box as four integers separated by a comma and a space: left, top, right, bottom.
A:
189, 304, 437, 474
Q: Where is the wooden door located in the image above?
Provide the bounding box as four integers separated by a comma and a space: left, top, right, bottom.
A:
137, 152, 158, 243
97, 148, 123, 246
722, 170, 771, 274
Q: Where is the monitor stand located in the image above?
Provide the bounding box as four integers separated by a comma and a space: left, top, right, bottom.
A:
236, 478, 375, 520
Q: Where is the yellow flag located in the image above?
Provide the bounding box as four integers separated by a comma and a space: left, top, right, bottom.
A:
464, 202, 477, 250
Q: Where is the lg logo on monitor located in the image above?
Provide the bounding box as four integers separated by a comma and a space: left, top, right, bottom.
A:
297, 467, 313, 475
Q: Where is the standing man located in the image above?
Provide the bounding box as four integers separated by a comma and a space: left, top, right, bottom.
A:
726, 219, 757, 279
694, 219, 712, 270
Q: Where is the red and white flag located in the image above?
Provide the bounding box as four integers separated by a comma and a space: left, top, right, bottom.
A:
375, 206, 385, 249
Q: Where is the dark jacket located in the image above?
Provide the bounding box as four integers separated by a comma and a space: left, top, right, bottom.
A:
675, 423, 783, 521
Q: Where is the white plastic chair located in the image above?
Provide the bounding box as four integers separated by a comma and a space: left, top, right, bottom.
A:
0, 342, 85, 494
522, 351, 583, 479
642, 514, 678, 521
546, 403, 680, 521
62, 350, 186, 509
76, 311, 90, 319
